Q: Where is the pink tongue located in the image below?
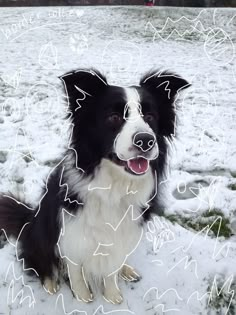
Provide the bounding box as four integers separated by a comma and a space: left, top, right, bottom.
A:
127, 157, 149, 174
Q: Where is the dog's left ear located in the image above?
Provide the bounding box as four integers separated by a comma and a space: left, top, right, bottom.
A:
140, 70, 190, 137
60, 69, 108, 112
140, 70, 190, 101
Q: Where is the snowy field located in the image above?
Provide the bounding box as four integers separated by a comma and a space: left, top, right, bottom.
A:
0, 5, 236, 315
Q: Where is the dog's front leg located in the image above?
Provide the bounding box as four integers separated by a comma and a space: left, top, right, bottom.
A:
43, 277, 60, 295
67, 262, 93, 303
103, 273, 123, 304
43, 265, 60, 295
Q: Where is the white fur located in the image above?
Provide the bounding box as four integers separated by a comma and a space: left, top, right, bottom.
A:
59, 158, 154, 280
114, 87, 158, 161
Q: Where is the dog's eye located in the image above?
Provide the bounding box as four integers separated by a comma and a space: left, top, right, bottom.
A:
107, 113, 123, 125
144, 113, 155, 123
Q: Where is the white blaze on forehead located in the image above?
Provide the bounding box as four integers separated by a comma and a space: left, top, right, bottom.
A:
114, 87, 158, 161
124, 87, 143, 122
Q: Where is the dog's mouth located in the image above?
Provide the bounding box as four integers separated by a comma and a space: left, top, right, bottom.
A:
108, 153, 150, 175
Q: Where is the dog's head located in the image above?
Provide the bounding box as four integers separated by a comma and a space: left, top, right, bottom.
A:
60, 69, 190, 176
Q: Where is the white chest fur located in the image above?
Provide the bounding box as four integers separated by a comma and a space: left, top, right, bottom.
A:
59, 158, 154, 278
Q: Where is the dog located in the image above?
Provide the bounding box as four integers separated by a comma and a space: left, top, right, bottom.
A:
0, 69, 189, 304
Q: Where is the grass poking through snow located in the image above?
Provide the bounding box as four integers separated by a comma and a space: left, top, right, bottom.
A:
165, 209, 232, 238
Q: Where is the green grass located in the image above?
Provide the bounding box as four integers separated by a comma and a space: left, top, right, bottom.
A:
207, 276, 236, 315
228, 183, 236, 191
230, 171, 236, 178
165, 209, 232, 238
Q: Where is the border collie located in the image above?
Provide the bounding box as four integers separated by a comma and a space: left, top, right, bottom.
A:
0, 69, 189, 304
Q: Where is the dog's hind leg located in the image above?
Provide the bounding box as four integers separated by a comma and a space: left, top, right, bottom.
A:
67, 262, 93, 303
120, 264, 141, 282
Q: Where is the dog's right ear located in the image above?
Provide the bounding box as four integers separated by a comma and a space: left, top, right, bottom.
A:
59, 69, 108, 111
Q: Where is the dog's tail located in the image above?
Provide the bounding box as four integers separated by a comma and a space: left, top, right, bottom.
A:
0, 194, 34, 240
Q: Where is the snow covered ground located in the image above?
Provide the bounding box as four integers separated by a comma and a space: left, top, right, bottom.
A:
0, 5, 236, 315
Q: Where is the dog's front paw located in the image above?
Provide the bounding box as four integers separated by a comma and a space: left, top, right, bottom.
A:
73, 286, 93, 303
103, 288, 123, 304
120, 264, 141, 282
43, 277, 60, 295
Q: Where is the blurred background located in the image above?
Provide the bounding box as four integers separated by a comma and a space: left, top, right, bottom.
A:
0, 0, 236, 7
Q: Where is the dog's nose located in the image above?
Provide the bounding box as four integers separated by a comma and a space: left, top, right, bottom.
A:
133, 132, 156, 152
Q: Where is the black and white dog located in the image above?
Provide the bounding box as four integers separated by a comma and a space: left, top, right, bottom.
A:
0, 69, 189, 304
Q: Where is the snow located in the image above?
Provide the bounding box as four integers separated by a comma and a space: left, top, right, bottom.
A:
0, 5, 236, 315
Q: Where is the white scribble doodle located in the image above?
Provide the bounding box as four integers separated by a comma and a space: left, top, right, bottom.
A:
171, 216, 231, 260
56, 293, 135, 315
56, 208, 78, 266
38, 41, 58, 69
146, 216, 175, 253
187, 274, 235, 315
208, 274, 235, 313
101, 40, 141, 84
25, 82, 60, 123
5, 262, 36, 308
1, 68, 22, 90
167, 255, 199, 279
93, 242, 114, 256
126, 185, 138, 195
69, 34, 88, 56
145, 10, 209, 42
143, 287, 183, 313
88, 183, 112, 191
204, 28, 235, 65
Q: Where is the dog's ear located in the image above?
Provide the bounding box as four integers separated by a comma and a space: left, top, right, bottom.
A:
140, 70, 190, 101
140, 70, 190, 137
60, 69, 108, 112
